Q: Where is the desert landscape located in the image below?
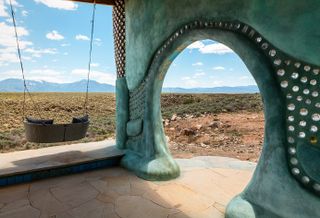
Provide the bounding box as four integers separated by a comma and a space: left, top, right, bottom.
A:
0, 93, 264, 162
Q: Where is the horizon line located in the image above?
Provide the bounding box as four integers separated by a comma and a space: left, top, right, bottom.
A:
0, 78, 258, 89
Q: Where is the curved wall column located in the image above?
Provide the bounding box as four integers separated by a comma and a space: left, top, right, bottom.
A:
122, 20, 320, 217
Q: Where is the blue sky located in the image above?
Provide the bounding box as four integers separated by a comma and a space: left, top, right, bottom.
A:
0, 0, 255, 88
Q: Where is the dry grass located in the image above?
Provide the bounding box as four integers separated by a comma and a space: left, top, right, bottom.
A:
0, 93, 116, 152
0, 92, 263, 153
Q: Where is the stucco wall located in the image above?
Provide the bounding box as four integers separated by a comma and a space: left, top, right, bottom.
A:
125, 0, 320, 90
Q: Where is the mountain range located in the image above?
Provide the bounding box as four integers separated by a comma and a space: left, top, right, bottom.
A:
0, 79, 259, 93
0, 79, 115, 92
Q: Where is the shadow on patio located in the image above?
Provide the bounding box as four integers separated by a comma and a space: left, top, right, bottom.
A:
0, 156, 254, 218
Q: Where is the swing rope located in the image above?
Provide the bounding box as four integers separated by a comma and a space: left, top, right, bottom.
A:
9, 0, 97, 119
83, 2, 97, 115
9, 0, 43, 120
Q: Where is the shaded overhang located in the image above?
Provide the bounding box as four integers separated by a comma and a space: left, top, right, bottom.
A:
68, 0, 115, 6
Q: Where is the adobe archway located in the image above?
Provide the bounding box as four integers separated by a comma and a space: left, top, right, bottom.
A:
108, 0, 320, 216
117, 20, 320, 217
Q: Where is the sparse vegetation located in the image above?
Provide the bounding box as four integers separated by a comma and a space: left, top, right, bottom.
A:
0, 93, 264, 158
0, 92, 116, 152
161, 93, 263, 118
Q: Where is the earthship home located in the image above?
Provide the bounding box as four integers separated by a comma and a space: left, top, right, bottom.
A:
3, 0, 320, 217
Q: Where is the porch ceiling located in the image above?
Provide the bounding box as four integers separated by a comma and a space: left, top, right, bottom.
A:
69, 0, 115, 6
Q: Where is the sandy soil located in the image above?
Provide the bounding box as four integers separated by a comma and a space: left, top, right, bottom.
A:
165, 111, 264, 162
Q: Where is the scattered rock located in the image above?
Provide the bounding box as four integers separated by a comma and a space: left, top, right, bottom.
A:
224, 124, 231, 128
165, 136, 170, 143
171, 114, 177, 121
185, 114, 194, 119
200, 143, 209, 148
208, 121, 222, 129
164, 119, 170, 126
180, 128, 196, 136
164, 111, 264, 162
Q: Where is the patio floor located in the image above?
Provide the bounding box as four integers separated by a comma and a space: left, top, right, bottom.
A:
0, 139, 123, 177
0, 155, 255, 218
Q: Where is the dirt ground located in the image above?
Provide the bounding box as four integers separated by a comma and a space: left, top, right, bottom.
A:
165, 111, 264, 162
0, 93, 264, 162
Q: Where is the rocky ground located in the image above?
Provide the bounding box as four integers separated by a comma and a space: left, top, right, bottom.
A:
164, 111, 264, 162
0, 93, 264, 161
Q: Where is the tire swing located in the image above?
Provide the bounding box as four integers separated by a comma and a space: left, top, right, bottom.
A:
9, 0, 97, 143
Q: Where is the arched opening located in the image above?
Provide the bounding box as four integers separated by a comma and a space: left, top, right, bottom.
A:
143, 27, 284, 162
162, 39, 264, 162
121, 22, 288, 192
121, 23, 287, 215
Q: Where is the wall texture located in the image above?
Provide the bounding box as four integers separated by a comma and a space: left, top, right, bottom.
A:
125, 0, 320, 90
120, 0, 320, 217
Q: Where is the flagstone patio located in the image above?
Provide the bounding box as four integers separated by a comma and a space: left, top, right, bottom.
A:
0, 139, 123, 177
0, 156, 255, 218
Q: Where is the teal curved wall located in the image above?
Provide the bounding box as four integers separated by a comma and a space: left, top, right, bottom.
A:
121, 1, 320, 216
125, 0, 320, 90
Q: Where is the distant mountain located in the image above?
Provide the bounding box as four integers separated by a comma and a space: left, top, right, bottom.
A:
0, 79, 115, 92
0, 79, 259, 93
162, 85, 259, 93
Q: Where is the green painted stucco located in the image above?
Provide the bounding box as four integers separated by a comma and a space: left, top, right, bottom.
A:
115, 77, 129, 149
115, 0, 320, 217
125, 0, 320, 90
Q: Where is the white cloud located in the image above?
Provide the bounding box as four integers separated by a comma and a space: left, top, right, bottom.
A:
213, 66, 225, 71
239, 76, 255, 85
90, 63, 99, 67
34, 0, 78, 10
24, 48, 58, 57
193, 72, 205, 78
71, 68, 116, 85
199, 43, 233, 54
0, 52, 18, 63
0, 22, 59, 65
75, 34, 90, 41
0, 70, 21, 79
187, 40, 234, 55
93, 38, 102, 46
0, 0, 20, 17
46, 30, 64, 40
1, 68, 117, 85
192, 62, 203, 66
239, 76, 249, 80
22, 56, 32, 61
0, 22, 30, 47
0, 1, 9, 17
187, 41, 204, 50
27, 69, 65, 83
21, 10, 28, 16
184, 79, 199, 87
0, 22, 32, 65
181, 76, 191, 81
0, 68, 65, 83
6, 0, 20, 6
208, 79, 224, 86
60, 43, 70, 47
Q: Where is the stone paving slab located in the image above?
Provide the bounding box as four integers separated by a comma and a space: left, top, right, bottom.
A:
0, 156, 255, 218
0, 139, 124, 176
